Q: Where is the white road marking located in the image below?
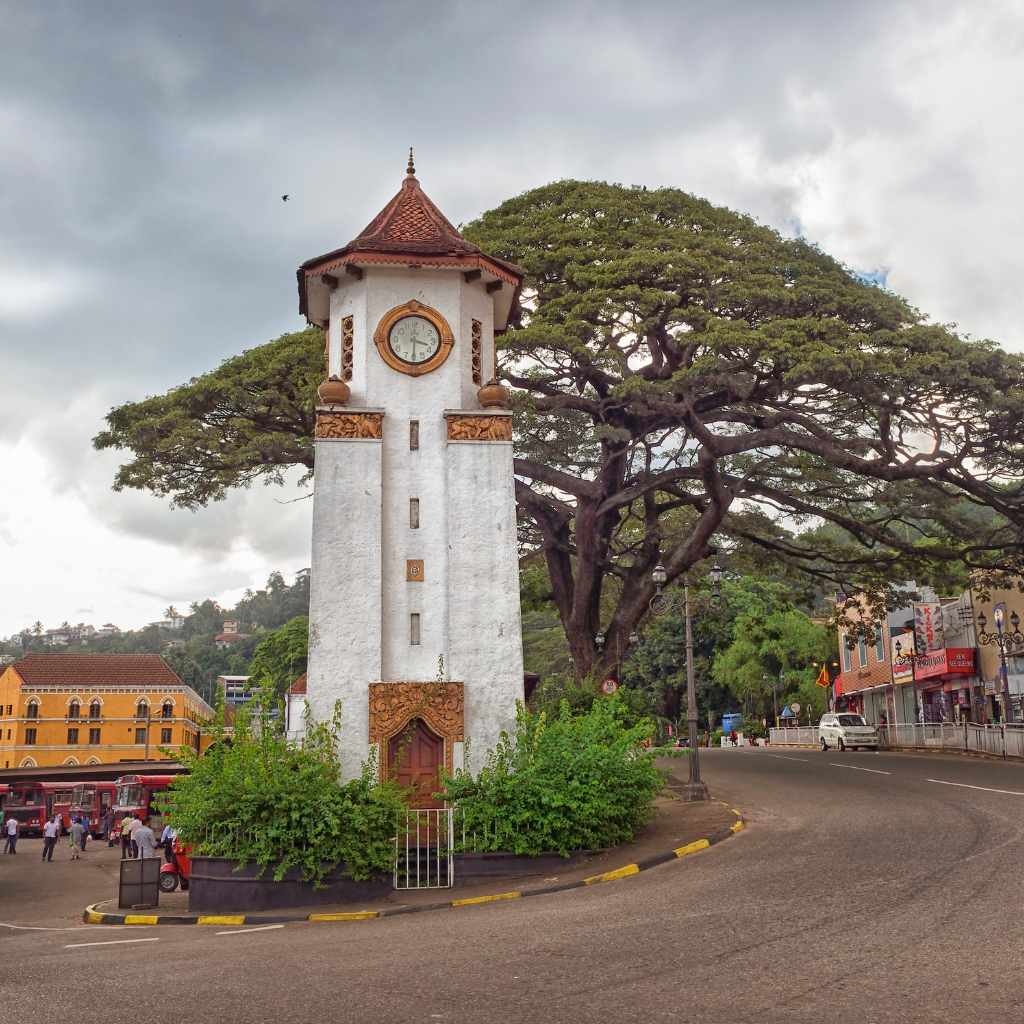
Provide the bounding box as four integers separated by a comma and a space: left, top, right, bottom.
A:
765, 754, 810, 763
1, 922, 115, 932
216, 924, 286, 936
927, 779, 1024, 797
65, 937, 160, 949
829, 763, 891, 775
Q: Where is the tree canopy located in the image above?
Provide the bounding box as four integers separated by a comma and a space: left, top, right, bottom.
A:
95, 180, 1024, 682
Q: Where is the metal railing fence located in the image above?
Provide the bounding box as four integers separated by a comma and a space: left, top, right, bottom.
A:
769, 722, 1024, 759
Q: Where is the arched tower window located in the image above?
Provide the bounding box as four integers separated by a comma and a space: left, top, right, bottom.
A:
136, 700, 149, 720
26, 699, 39, 719
162, 700, 174, 719
68, 699, 80, 719
89, 700, 101, 719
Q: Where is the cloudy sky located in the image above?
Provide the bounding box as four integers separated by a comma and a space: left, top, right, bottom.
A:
2, 0, 1022, 636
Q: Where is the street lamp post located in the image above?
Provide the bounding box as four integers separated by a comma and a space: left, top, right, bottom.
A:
893, 639, 931, 722
977, 607, 1024, 723
650, 559, 721, 802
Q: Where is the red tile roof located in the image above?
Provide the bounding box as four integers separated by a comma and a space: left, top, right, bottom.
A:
11, 654, 185, 688
288, 673, 307, 695
297, 161, 523, 320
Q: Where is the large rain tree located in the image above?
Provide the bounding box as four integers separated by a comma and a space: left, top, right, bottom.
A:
95, 181, 1024, 681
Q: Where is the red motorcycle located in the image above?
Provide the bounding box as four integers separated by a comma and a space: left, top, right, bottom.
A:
159, 837, 191, 893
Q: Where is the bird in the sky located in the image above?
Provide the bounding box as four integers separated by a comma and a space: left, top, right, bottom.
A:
281, 194, 290, 202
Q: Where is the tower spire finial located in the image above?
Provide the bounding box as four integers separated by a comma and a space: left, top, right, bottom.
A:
406, 147, 415, 177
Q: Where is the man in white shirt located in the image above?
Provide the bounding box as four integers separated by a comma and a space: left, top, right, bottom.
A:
42, 815, 60, 862
3, 815, 18, 855
127, 814, 143, 858
134, 816, 158, 859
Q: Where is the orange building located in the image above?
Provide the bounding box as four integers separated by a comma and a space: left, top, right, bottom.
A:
0, 654, 213, 769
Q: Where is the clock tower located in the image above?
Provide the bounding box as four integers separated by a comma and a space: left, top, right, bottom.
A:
296, 153, 525, 792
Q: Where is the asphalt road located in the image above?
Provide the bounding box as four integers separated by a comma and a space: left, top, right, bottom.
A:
3, 747, 1024, 1023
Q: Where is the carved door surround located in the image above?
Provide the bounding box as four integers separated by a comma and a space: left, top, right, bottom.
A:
368, 681, 464, 781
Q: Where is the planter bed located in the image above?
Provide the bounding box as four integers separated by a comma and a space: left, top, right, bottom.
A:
188, 857, 390, 912
454, 849, 601, 879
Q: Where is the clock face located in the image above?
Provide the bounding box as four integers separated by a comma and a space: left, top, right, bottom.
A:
388, 316, 441, 365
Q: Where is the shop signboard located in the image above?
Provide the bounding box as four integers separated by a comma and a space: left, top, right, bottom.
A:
891, 634, 913, 683
914, 603, 945, 653
913, 648, 948, 681
944, 648, 974, 674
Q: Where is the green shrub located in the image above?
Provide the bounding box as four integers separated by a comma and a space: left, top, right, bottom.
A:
160, 703, 405, 885
441, 696, 664, 856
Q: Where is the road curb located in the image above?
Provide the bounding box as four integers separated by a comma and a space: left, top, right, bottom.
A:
82, 804, 745, 927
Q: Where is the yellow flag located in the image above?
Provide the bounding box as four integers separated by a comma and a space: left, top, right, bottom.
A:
815, 665, 830, 688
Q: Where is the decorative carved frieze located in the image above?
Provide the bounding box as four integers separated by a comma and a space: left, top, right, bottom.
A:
446, 415, 512, 441
314, 412, 383, 439
368, 681, 464, 778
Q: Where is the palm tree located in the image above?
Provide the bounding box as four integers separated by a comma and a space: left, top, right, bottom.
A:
164, 605, 179, 620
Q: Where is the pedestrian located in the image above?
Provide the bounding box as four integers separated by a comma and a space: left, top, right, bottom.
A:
160, 822, 177, 863
77, 815, 88, 852
102, 809, 114, 847
134, 815, 158, 860
69, 817, 85, 860
42, 815, 60, 862
120, 815, 134, 859
4, 814, 19, 854
127, 814, 143, 858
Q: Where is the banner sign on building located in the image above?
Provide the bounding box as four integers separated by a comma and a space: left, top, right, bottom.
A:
913, 649, 948, 681
944, 648, 974, 674
914, 603, 945, 653
891, 634, 914, 683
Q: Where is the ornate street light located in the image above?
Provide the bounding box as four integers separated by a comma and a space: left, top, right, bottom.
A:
648, 557, 717, 802
977, 606, 1024, 722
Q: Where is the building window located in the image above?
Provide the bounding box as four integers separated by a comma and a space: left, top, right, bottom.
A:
410, 613, 421, 646
161, 727, 172, 744
471, 318, 483, 385
875, 631, 885, 662
136, 700, 149, 720
858, 637, 868, 668
89, 728, 101, 745
5, 704, 11, 715
89, 700, 101, 719
842, 642, 852, 672
135, 728, 147, 745
26, 701, 38, 719
341, 315, 354, 382
6, 728, 11, 740
410, 498, 420, 529
409, 420, 419, 450
68, 700, 80, 719
67, 727, 79, 745
25, 728, 37, 745
162, 701, 173, 719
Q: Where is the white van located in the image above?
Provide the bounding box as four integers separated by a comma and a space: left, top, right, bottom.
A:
818, 713, 879, 752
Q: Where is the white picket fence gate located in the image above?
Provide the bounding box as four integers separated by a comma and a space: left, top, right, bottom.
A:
769, 723, 1024, 759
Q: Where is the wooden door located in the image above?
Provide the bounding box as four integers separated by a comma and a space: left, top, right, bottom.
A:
389, 718, 444, 808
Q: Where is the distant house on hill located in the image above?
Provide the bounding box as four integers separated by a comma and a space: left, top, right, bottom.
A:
214, 620, 250, 650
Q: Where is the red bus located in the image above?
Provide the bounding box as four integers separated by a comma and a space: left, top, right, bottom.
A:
3, 782, 74, 835
70, 781, 117, 838
112, 774, 176, 831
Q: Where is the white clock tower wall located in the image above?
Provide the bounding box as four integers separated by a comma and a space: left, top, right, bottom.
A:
300, 163, 524, 786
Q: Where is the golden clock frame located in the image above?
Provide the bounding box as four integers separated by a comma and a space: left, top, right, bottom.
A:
373, 299, 454, 377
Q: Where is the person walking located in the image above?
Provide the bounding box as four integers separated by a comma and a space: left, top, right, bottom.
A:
127, 814, 143, 858
4, 814, 19, 854
120, 815, 134, 859
134, 816, 158, 860
76, 816, 88, 853
160, 822, 177, 863
102, 809, 114, 847
69, 817, 85, 860
42, 815, 60, 862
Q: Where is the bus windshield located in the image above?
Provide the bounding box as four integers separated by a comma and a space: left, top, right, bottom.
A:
116, 784, 143, 808
6, 789, 34, 807
72, 785, 96, 808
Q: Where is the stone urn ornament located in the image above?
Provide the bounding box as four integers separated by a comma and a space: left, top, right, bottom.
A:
317, 376, 350, 405
477, 378, 510, 409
